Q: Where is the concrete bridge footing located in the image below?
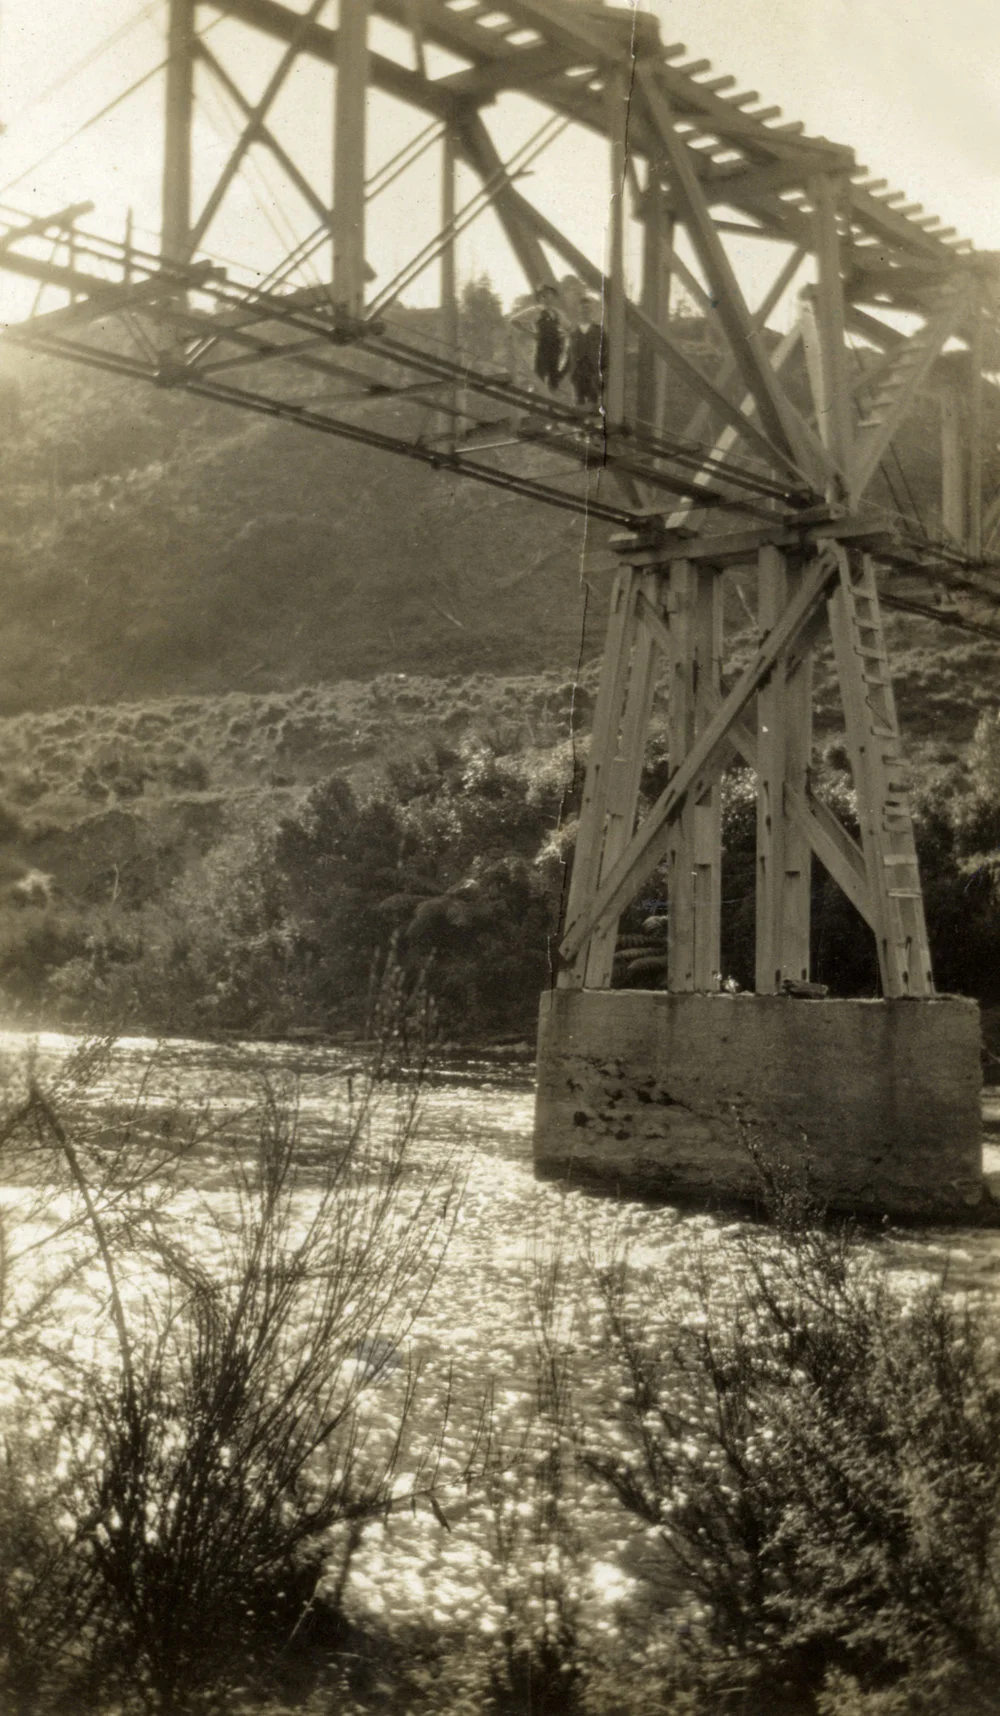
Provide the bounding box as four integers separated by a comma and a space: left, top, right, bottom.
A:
534, 990, 985, 1221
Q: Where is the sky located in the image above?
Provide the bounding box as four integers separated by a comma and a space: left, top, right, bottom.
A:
0, 0, 998, 325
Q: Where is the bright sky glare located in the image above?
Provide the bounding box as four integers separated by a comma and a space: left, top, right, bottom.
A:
0, 0, 997, 324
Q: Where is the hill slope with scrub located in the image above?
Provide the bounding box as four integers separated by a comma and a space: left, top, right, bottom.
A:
0, 291, 996, 1041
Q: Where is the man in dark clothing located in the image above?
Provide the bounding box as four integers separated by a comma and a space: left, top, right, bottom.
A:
567, 301, 606, 409
510, 284, 566, 393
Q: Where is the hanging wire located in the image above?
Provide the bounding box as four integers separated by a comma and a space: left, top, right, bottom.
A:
366, 120, 444, 202
0, 8, 227, 199
7, 0, 164, 126
367, 113, 568, 316
196, 64, 326, 293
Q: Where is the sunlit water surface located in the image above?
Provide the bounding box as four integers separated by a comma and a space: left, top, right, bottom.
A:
0, 1029, 997, 1635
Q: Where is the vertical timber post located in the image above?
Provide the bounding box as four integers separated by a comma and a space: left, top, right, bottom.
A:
162, 0, 195, 268
583, 570, 665, 987
665, 559, 695, 990
636, 168, 673, 433
755, 544, 787, 993
558, 569, 640, 988
605, 67, 629, 427
941, 385, 966, 544
781, 565, 813, 984
968, 290, 985, 558
808, 171, 852, 495
666, 557, 723, 991
755, 546, 812, 992
440, 125, 459, 451
690, 566, 722, 990
333, 0, 369, 314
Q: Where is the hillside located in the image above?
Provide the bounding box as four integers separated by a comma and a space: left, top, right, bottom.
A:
0, 297, 991, 718
0, 330, 613, 714
0, 302, 995, 1044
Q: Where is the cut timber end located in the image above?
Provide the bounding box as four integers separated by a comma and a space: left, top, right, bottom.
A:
534, 989, 986, 1222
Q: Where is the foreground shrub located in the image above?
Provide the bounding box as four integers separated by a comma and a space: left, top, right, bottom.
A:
579, 1175, 1000, 1715
0, 986, 463, 1713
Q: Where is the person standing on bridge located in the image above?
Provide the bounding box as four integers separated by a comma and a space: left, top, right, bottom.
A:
509, 283, 568, 394
567, 298, 606, 411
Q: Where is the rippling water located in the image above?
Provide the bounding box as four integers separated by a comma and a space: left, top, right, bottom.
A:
1, 1029, 998, 1634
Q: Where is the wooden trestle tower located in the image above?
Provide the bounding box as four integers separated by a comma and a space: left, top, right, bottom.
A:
1, 0, 1000, 1008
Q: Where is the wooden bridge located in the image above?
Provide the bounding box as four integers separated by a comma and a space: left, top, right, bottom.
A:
1, 0, 998, 1205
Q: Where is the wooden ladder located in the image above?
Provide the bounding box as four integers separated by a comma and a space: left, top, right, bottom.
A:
827, 543, 934, 996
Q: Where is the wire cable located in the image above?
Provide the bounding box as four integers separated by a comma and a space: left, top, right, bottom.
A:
0, 9, 226, 199
6, 0, 164, 126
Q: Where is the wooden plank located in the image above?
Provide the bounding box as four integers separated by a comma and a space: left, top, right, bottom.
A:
493, 0, 623, 63
844, 304, 906, 353
677, 152, 855, 211
826, 546, 934, 995
440, 42, 572, 98
439, 124, 458, 450
781, 562, 814, 982
560, 549, 840, 962
849, 181, 957, 262
788, 786, 872, 929
636, 173, 672, 432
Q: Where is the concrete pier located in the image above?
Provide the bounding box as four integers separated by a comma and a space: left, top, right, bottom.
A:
534, 990, 985, 1219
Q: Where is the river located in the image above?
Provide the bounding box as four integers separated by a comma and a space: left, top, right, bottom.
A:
1, 1028, 998, 1640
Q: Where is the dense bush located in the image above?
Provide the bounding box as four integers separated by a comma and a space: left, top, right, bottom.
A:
577, 1165, 1000, 1715
72, 738, 566, 1042
3, 698, 1000, 1040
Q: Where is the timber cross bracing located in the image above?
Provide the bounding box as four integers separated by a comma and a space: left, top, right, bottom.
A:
0, 0, 999, 997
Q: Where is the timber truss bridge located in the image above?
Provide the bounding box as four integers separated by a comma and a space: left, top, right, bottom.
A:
2, 0, 1000, 1002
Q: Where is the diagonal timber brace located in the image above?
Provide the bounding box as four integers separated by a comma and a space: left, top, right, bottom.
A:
637, 62, 834, 493
190, 0, 331, 254
850, 280, 969, 502
559, 546, 842, 967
